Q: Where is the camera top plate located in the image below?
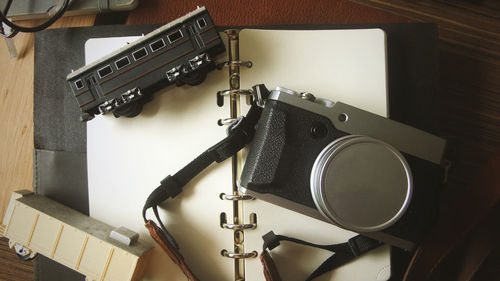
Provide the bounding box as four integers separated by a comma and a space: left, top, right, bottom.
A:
268, 88, 446, 165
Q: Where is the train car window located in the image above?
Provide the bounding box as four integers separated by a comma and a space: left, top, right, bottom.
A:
167, 30, 183, 43
197, 18, 207, 29
74, 79, 84, 90
132, 47, 148, 61
97, 65, 113, 78
115, 56, 131, 70
150, 39, 166, 52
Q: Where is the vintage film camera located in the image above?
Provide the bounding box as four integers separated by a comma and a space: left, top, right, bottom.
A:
239, 86, 447, 250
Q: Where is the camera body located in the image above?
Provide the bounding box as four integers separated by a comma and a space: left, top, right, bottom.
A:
239, 87, 447, 250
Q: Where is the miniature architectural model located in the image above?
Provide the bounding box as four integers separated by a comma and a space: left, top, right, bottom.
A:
1, 190, 153, 281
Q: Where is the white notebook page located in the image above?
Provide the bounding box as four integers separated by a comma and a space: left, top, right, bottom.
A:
86, 28, 391, 281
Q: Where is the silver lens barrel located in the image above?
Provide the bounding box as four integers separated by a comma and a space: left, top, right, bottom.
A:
310, 135, 413, 232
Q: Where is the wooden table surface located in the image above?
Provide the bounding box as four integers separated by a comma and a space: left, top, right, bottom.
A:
0, 0, 499, 280
0, 14, 95, 281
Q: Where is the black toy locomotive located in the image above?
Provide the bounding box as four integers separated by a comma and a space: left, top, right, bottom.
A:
66, 7, 225, 121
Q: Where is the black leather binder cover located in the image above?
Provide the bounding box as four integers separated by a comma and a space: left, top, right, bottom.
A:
33, 23, 438, 281
33, 24, 161, 281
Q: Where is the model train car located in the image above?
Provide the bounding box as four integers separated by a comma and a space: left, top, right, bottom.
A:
1, 190, 153, 281
66, 7, 225, 121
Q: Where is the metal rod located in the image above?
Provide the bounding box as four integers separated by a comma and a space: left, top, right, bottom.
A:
225, 29, 246, 281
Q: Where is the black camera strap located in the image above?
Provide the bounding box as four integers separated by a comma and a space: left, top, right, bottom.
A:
260, 231, 383, 281
142, 85, 268, 280
141, 84, 383, 280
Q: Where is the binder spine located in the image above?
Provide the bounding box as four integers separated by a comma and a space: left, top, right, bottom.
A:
217, 29, 258, 280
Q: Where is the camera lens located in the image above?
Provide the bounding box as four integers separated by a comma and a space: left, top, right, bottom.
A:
310, 136, 412, 232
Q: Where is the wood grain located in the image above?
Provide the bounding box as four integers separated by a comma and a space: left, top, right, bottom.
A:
0, 15, 95, 222
0, 237, 34, 281
353, 0, 500, 63
0, 15, 94, 281
0, 26, 36, 223
125, 0, 408, 26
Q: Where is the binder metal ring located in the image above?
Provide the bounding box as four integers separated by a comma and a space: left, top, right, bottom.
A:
221, 223, 257, 230
216, 88, 254, 107
217, 118, 238, 126
221, 249, 258, 259
217, 29, 259, 267
219, 193, 254, 201
216, 60, 253, 69
220, 212, 257, 230
217, 89, 254, 97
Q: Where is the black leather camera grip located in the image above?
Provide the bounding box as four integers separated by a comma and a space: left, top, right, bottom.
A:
240, 105, 287, 186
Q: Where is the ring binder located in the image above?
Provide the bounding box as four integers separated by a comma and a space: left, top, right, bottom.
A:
216, 82, 253, 108
216, 29, 258, 280
220, 213, 257, 230
219, 193, 254, 201
221, 250, 259, 259
217, 117, 238, 126
216, 60, 253, 69
217, 89, 254, 97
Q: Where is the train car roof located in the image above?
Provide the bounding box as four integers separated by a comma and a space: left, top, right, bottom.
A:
16, 194, 152, 256
67, 6, 208, 80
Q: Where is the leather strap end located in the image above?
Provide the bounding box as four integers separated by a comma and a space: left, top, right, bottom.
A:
146, 220, 182, 264
260, 250, 282, 281
145, 220, 200, 281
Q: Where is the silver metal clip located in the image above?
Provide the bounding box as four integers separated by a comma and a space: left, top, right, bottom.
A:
216, 89, 254, 107
216, 60, 253, 70
219, 193, 254, 201
221, 249, 258, 259
98, 99, 116, 114
220, 212, 257, 230
217, 117, 238, 126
